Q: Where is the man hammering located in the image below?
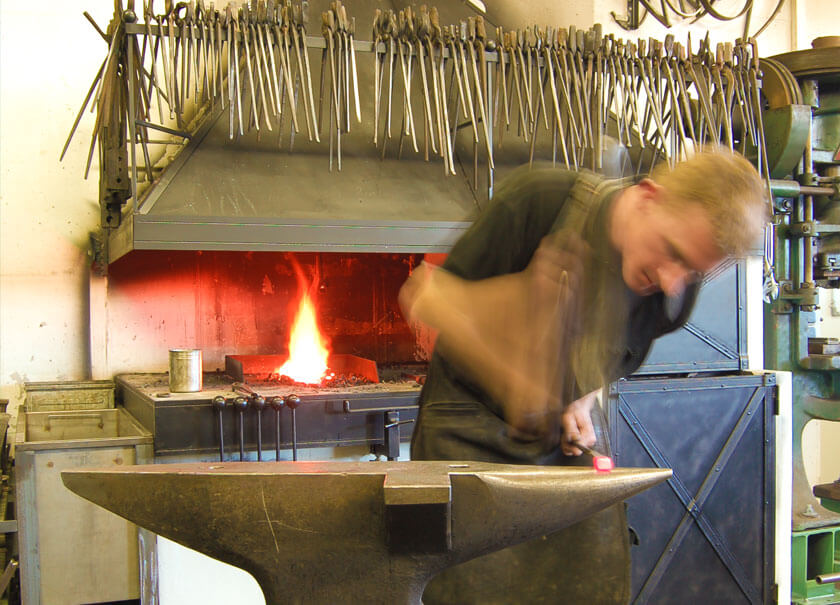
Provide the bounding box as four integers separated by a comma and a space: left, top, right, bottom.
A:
400, 148, 768, 603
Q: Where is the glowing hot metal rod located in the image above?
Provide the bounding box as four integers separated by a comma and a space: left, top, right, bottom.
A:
62, 460, 670, 604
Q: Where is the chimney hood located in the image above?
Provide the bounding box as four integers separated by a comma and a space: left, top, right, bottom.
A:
109, 100, 481, 262
107, 0, 515, 263
106, 0, 607, 263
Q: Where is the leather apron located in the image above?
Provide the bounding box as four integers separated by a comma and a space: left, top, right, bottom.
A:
413, 174, 631, 604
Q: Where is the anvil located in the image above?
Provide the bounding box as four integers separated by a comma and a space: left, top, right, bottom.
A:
62, 461, 670, 604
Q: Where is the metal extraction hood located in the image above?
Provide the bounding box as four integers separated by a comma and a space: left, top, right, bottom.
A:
110, 102, 481, 260
108, 0, 513, 262
106, 0, 594, 262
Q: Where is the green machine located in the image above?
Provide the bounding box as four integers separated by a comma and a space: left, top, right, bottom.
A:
762, 42, 840, 604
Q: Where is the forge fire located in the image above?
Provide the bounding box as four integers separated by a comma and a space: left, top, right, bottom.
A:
274, 289, 330, 385
226, 276, 382, 389
269, 283, 376, 388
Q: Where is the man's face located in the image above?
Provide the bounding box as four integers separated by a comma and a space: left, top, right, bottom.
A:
620, 188, 724, 297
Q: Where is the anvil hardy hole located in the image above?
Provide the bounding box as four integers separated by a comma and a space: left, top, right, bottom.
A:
386, 503, 451, 554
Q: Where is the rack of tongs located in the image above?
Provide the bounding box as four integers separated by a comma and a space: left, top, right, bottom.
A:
64, 0, 770, 189
369, 17, 768, 179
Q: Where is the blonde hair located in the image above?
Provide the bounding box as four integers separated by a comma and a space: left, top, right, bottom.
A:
650, 148, 769, 257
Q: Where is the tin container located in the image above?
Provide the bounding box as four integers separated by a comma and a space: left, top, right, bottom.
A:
168, 349, 203, 392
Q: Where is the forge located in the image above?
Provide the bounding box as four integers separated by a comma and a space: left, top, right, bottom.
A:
224, 353, 381, 387
111, 251, 435, 460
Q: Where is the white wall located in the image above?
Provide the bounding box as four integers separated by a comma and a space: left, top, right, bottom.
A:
0, 2, 114, 408
792, 0, 840, 49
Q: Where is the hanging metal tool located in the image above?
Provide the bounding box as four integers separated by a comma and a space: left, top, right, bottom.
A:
396, 8, 418, 155
289, 2, 312, 139
432, 9, 455, 175
467, 17, 494, 170
66, 1, 778, 218
372, 9, 384, 146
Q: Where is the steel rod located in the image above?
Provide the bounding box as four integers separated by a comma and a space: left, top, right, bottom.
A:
799, 186, 835, 196
127, 34, 138, 205
125, 23, 517, 63
803, 89, 814, 286
135, 119, 192, 139
218, 409, 225, 461
816, 572, 840, 585
291, 407, 298, 461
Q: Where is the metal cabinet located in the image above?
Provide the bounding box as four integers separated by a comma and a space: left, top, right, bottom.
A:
15, 408, 153, 605
609, 374, 776, 604
637, 259, 747, 374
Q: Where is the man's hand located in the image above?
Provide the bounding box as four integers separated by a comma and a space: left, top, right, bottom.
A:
398, 261, 454, 328
560, 390, 599, 456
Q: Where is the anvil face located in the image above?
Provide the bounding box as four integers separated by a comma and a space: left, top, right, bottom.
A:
62, 461, 670, 604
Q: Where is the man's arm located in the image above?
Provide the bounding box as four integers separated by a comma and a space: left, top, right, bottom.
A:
401, 231, 595, 448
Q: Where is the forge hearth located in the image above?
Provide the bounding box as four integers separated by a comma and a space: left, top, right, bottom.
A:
110, 251, 435, 459
225, 353, 380, 386
116, 365, 423, 458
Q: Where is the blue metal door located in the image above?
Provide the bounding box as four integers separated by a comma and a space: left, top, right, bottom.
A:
609, 374, 776, 604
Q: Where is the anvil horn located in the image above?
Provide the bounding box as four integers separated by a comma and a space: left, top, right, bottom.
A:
62, 461, 670, 604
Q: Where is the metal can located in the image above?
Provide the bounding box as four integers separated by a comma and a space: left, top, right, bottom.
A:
169, 349, 203, 392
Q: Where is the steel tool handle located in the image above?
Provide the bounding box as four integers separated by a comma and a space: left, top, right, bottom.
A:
384, 419, 415, 429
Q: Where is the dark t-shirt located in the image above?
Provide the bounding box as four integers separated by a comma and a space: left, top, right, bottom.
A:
411, 167, 698, 464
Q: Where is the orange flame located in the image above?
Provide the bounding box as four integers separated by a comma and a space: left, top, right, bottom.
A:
276, 290, 330, 384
